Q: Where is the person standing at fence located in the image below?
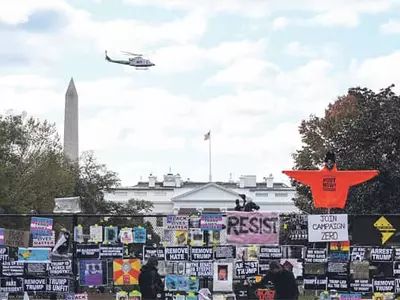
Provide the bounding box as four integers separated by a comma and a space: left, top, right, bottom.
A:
139, 256, 163, 300
251, 261, 299, 300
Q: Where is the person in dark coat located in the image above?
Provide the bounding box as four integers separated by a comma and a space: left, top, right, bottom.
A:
139, 256, 163, 300
252, 261, 299, 300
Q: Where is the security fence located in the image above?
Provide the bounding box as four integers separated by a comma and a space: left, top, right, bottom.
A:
0, 213, 399, 299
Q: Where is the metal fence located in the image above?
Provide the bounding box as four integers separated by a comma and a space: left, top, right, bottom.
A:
0, 213, 397, 299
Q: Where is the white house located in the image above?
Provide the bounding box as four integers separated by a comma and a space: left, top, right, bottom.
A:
104, 173, 298, 214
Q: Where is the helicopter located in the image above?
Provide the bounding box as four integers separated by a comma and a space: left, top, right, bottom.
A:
105, 50, 155, 70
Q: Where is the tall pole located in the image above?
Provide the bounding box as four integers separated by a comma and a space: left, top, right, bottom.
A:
208, 131, 212, 182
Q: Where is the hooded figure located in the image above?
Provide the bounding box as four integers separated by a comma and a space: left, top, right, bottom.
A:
139, 256, 163, 300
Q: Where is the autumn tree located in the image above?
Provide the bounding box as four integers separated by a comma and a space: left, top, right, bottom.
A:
0, 112, 76, 214
292, 85, 400, 214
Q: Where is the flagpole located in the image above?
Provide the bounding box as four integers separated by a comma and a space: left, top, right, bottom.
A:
208, 131, 212, 182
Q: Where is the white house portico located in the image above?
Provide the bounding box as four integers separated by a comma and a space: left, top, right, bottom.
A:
104, 173, 299, 214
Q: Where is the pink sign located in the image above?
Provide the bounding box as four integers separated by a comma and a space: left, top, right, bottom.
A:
226, 212, 279, 244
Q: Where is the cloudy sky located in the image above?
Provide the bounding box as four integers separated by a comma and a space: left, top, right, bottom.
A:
1, 0, 400, 186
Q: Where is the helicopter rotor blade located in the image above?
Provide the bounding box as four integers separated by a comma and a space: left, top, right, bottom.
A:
121, 51, 143, 57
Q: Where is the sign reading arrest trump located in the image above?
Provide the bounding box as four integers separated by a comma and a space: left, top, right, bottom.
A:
226, 211, 279, 244
308, 214, 348, 242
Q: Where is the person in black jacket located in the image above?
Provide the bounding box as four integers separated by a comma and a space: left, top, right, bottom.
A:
252, 261, 299, 300
139, 256, 163, 300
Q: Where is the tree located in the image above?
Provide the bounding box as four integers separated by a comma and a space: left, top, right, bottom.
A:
76, 151, 160, 245
0, 112, 76, 215
292, 85, 400, 214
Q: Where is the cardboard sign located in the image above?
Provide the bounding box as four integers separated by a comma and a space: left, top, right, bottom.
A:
4, 229, 29, 248
226, 211, 279, 244
308, 214, 348, 242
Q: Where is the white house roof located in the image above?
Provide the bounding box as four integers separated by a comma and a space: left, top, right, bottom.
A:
171, 182, 249, 202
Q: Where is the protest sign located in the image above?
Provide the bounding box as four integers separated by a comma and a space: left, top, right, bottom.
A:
4, 229, 29, 248
165, 246, 189, 261
226, 212, 279, 244
308, 214, 348, 242
200, 214, 223, 231
166, 215, 188, 230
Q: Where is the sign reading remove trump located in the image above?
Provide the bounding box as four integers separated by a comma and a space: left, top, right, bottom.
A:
226, 212, 279, 244
308, 214, 348, 242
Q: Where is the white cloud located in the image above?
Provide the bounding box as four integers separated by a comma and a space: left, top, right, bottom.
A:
205, 58, 279, 86
272, 17, 289, 30
380, 20, 400, 34
285, 42, 316, 57
351, 51, 400, 92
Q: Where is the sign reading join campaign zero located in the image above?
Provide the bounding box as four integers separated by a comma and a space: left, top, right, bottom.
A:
308, 214, 348, 242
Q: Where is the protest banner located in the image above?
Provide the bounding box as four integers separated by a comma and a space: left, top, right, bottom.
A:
308, 214, 348, 242
226, 212, 279, 244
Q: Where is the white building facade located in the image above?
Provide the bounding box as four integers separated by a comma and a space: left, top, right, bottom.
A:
104, 173, 299, 214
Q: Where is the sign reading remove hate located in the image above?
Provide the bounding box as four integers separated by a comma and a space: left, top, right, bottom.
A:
308, 214, 348, 242
226, 212, 279, 244
165, 246, 189, 261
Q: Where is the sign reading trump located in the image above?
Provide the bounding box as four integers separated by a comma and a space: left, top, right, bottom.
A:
226, 212, 279, 244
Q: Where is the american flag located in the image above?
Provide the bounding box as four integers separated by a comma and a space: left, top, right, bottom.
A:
204, 131, 210, 140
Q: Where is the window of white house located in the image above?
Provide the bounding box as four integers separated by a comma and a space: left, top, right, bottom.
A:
255, 192, 268, 197
275, 193, 288, 197
134, 191, 147, 196
114, 191, 128, 196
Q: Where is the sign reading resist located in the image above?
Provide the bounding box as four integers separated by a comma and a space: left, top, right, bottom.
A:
165, 246, 189, 261
190, 246, 213, 261
308, 214, 348, 242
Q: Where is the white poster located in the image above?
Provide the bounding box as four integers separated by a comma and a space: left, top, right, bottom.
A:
89, 225, 103, 243
119, 228, 133, 244
308, 214, 348, 242
74, 226, 84, 243
213, 263, 233, 292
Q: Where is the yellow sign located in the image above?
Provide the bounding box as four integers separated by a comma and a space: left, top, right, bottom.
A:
374, 216, 396, 245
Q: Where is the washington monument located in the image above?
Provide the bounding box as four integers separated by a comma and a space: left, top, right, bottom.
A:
64, 78, 79, 162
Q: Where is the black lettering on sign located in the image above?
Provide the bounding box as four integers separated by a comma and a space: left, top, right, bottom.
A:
143, 247, 165, 260
165, 246, 189, 261
323, 177, 336, 191
373, 278, 395, 293
215, 245, 236, 260
370, 247, 393, 262
190, 246, 213, 261
259, 246, 282, 259
227, 216, 277, 235
321, 232, 338, 240
350, 279, 372, 293
235, 261, 258, 278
